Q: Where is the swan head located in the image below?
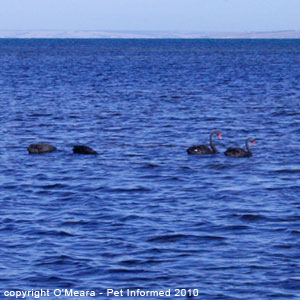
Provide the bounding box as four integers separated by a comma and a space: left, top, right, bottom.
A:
213, 130, 222, 139
248, 138, 255, 145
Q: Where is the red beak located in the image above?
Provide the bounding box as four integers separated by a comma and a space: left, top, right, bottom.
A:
218, 133, 222, 139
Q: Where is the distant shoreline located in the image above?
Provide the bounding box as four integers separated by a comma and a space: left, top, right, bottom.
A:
0, 30, 299, 39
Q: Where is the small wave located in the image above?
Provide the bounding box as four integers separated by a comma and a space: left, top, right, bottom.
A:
222, 225, 250, 231
278, 278, 300, 290
61, 220, 93, 226
35, 230, 74, 237
120, 214, 144, 221
36, 255, 78, 266
207, 163, 231, 170
148, 234, 225, 243
108, 268, 151, 274
38, 123, 52, 127
248, 264, 270, 270
40, 183, 67, 189
25, 275, 75, 287
29, 113, 52, 117
104, 187, 151, 193
148, 234, 189, 243
119, 259, 143, 265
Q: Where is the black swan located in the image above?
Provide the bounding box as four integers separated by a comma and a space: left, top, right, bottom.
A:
187, 130, 222, 154
224, 137, 255, 157
73, 145, 98, 155
27, 143, 57, 154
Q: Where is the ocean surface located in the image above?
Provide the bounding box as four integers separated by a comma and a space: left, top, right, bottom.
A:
0, 39, 300, 300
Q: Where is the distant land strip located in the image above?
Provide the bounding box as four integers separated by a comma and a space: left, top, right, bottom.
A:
0, 30, 300, 39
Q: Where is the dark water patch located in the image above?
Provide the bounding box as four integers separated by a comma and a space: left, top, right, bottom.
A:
271, 215, 300, 222
273, 244, 294, 249
2, 184, 19, 190
40, 183, 68, 189
273, 169, 300, 174
148, 234, 226, 243
119, 259, 144, 266
248, 265, 271, 270
108, 268, 152, 274
25, 275, 75, 287
207, 163, 232, 170
29, 113, 53, 117
145, 163, 160, 168
61, 220, 96, 226
240, 214, 267, 222
103, 187, 151, 193
119, 214, 146, 222
28, 230, 75, 237
266, 292, 298, 299
35, 255, 88, 266
279, 278, 300, 290
221, 225, 251, 231
158, 143, 178, 147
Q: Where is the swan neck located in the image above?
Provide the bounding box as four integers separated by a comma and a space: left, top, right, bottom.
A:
210, 132, 218, 153
246, 139, 252, 154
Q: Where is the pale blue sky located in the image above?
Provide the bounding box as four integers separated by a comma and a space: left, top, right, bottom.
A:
0, 0, 299, 32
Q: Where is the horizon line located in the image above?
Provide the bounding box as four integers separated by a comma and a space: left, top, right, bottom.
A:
0, 29, 299, 39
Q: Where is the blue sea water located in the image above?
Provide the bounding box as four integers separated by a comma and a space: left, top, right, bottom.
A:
0, 39, 300, 300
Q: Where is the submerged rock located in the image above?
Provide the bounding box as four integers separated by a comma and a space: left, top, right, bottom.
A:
73, 145, 98, 155
27, 143, 57, 154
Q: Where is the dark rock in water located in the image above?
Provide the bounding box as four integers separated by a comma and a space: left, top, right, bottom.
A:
27, 143, 57, 154
73, 145, 98, 155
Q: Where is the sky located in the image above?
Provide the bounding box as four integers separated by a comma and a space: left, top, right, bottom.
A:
0, 0, 300, 32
